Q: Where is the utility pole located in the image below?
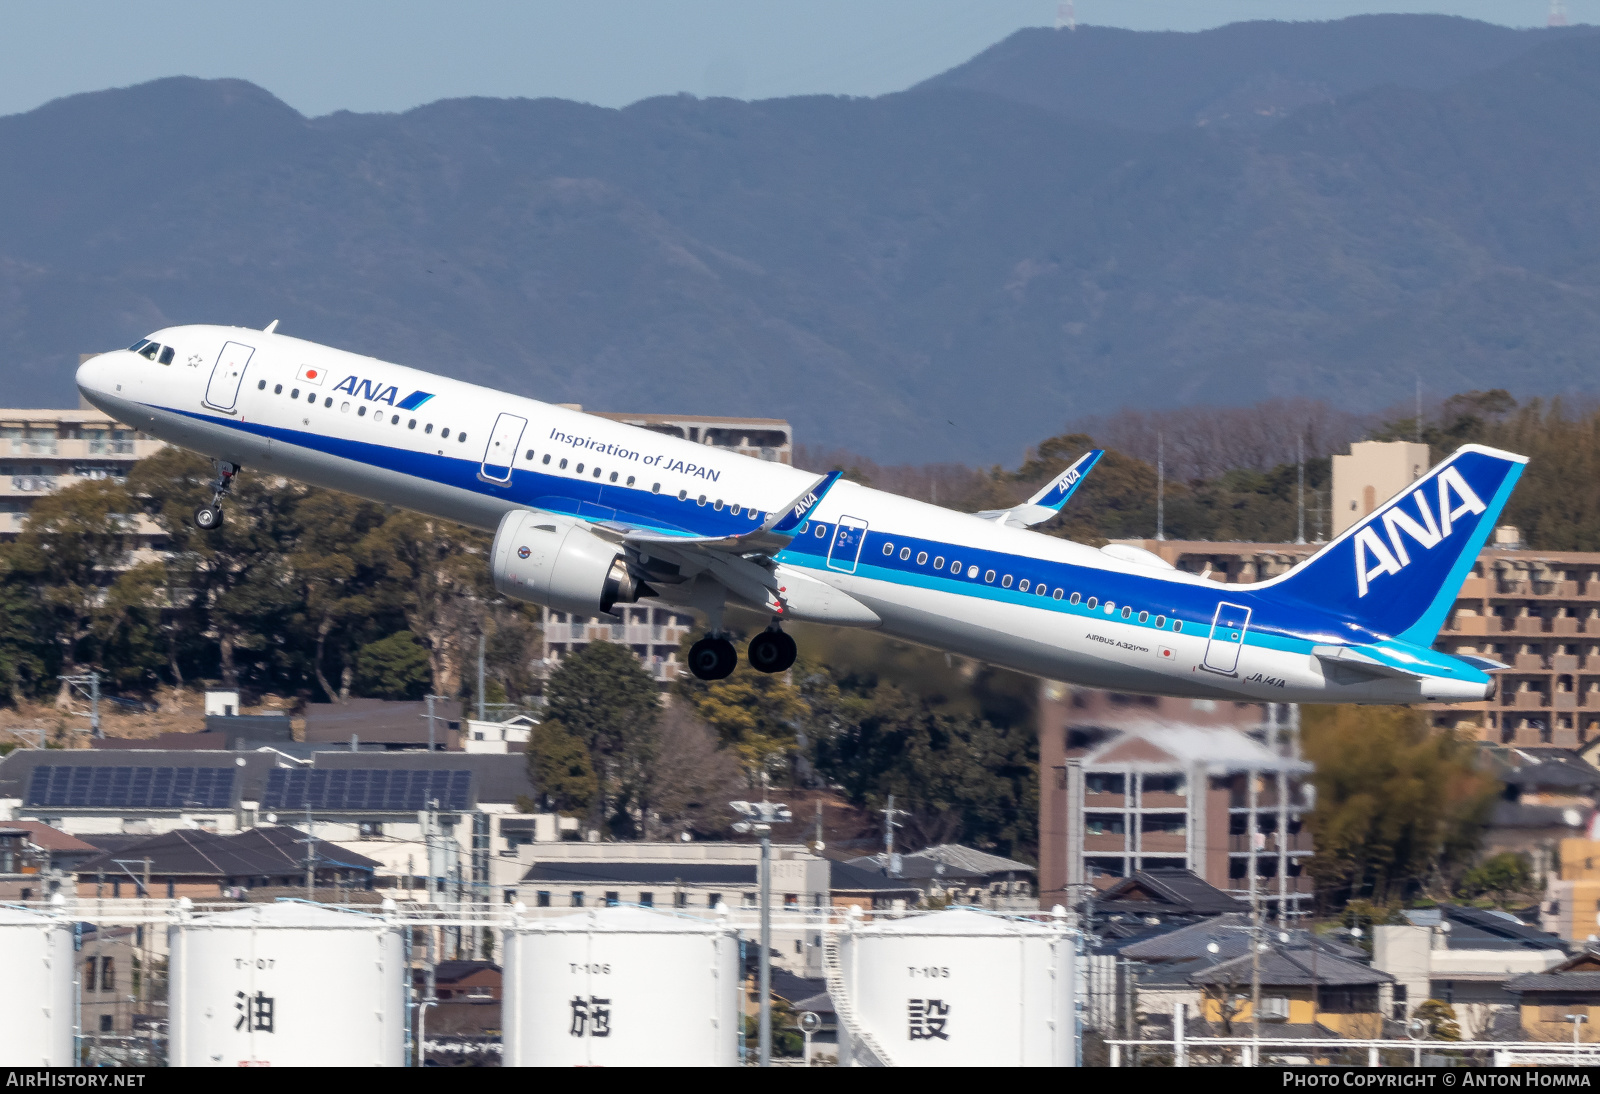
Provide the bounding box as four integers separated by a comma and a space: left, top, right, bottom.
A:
302, 804, 317, 900
1295, 436, 1306, 545
422, 694, 449, 751
57, 673, 102, 737
1250, 884, 1263, 1064
730, 799, 793, 1068
880, 794, 908, 876
1156, 433, 1166, 542
477, 634, 487, 721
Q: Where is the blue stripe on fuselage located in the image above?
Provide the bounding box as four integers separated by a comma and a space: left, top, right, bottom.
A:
168, 404, 1421, 666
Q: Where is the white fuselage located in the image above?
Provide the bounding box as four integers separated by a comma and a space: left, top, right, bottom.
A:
77, 325, 1494, 706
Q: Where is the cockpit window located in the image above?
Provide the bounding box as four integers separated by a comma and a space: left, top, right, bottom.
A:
157, 346, 175, 365
137, 342, 159, 361
128, 339, 152, 353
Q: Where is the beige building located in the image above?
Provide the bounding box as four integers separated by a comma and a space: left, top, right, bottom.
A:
1331, 439, 1429, 536
587, 411, 792, 465
0, 396, 166, 537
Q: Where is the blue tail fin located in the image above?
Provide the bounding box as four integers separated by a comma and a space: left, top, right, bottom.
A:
1265, 444, 1527, 645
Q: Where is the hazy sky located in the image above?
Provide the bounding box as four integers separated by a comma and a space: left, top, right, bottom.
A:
4, 1, 1595, 119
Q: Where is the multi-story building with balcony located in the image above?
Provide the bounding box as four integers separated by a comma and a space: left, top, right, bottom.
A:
586, 411, 792, 465
539, 607, 698, 685
0, 394, 166, 537
1038, 689, 1314, 919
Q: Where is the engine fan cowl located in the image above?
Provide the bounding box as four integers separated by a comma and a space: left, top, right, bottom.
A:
490, 509, 643, 617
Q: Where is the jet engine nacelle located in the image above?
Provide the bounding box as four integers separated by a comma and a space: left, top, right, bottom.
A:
490, 509, 644, 618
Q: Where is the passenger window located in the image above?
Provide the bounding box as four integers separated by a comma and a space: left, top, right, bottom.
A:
408, 419, 416, 429
696, 495, 706, 506
731, 504, 741, 516
257, 380, 266, 390
576, 463, 584, 473
883, 543, 894, 555
593, 467, 602, 478
441, 428, 450, 438
324, 397, 333, 407
275, 384, 283, 394
1001, 575, 1012, 588
1070, 592, 1080, 604
1019, 579, 1029, 591
1174, 620, 1184, 632
1121, 606, 1132, 619
815, 525, 825, 537
627, 476, 635, 487
357, 405, 366, 416
545, 455, 553, 465
459, 433, 467, 442
1155, 615, 1166, 628
678, 490, 688, 500
291, 388, 300, 398
1139, 611, 1149, 623
917, 552, 927, 565
1087, 597, 1098, 609
524, 449, 533, 459
713, 499, 723, 509
391, 415, 400, 425
158, 346, 175, 365
341, 402, 350, 412
424, 423, 433, 434
610, 472, 619, 483
559, 459, 568, 469
934, 556, 944, 568
651, 482, 659, 492
899, 547, 910, 560
985, 570, 996, 583
1053, 589, 1064, 600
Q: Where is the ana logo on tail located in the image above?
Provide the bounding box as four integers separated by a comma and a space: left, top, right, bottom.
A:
1354, 467, 1486, 597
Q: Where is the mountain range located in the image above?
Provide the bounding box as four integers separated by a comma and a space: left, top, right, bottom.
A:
1, 15, 1598, 463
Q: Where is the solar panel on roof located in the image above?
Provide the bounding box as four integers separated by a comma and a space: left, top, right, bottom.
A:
259, 766, 473, 811
21, 765, 238, 809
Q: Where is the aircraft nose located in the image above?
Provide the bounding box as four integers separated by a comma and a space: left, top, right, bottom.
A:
75, 350, 120, 401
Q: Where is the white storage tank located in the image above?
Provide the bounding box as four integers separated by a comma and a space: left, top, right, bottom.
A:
168, 901, 405, 1067
836, 908, 1075, 1067
503, 906, 740, 1066
0, 907, 75, 1065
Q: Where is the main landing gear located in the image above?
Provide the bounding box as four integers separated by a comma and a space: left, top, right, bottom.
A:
193, 461, 239, 530
747, 627, 797, 674
686, 626, 797, 681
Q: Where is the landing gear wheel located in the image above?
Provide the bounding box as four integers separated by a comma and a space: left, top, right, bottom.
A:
195, 461, 240, 531
193, 505, 224, 530
687, 636, 738, 681
747, 629, 797, 674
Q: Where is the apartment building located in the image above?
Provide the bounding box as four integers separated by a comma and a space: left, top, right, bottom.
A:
587, 411, 792, 466
0, 395, 166, 537
1038, 689, 1314, 919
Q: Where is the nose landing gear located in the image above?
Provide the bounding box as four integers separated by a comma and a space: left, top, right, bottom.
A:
687, 635, 738, 681
747, 626, 797, 674
193, 461, 239, 530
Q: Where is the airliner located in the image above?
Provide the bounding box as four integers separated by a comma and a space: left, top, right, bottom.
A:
77, 325, 1524, 703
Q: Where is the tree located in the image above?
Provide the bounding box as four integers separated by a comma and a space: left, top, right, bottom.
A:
679, 659, 810, 774
286, 488, 389, 701
1412, 999, 1462, 1041
1302, 705, 1496, 905
527, 721, 599, 817
646, 705, 743, 837
352, 631, 432, 700
814, 684, 1037, 859
540, 642, 661, 834
1457, 852, 1534, 906
10, 478, 146, 700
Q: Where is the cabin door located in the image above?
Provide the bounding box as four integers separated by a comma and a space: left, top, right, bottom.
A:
480, 413, 528, 483
1202, 601, 1252, 675
203, 341, 255, 411
827, 516, 869, 574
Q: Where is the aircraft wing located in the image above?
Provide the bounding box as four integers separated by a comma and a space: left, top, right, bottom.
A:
975, 449, 1104, 528
610, 470, 842, 556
